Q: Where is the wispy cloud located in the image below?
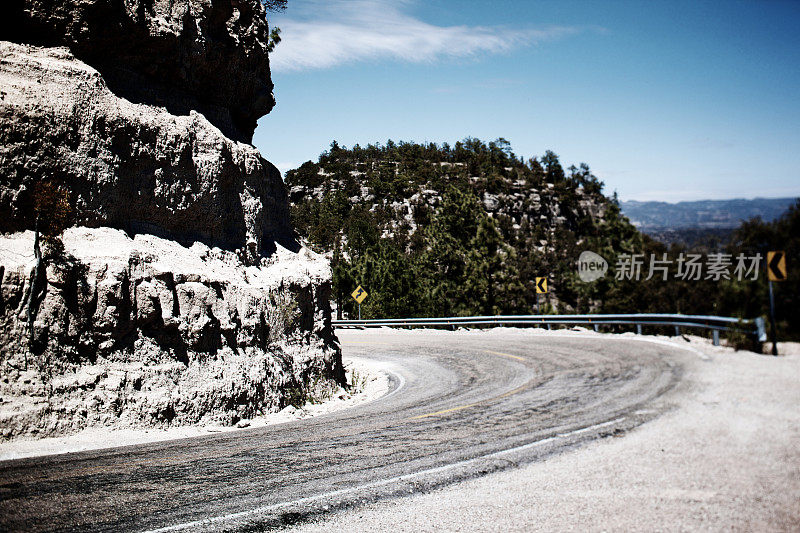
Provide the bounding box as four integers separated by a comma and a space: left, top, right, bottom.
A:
269, 0, 580, 72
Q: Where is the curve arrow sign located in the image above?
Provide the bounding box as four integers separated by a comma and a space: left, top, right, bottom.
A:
536, 277, 548, 294
767, 251, 787, 282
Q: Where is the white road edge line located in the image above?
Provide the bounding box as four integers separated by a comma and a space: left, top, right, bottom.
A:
379, 368, 406, 402
141, 417, 626, 533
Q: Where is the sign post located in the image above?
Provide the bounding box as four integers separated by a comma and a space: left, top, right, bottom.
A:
351, 285, 368, 320
535, 277, 548, 314
535, 277, 548, 294
766, 251, 787, 356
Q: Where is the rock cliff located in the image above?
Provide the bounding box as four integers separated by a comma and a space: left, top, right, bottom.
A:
0, 41, 292, 256
0, 229, 339, 437
3, 0, 275, 142
0, 1, 344, 439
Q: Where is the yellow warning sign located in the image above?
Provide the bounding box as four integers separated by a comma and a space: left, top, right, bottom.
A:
351, 285, 368, 304
535, 277, 548, 294
767, 251, 787, 282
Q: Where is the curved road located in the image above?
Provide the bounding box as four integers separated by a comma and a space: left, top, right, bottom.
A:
0, 329, 684, 532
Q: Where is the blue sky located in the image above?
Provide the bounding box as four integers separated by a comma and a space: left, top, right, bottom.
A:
253, 0, 800, 201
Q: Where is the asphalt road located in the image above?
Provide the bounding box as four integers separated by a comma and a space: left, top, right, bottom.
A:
0, 329, 684, 532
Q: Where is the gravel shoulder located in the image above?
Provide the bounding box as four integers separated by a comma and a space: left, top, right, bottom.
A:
0, 357, 389, 461
287, 330, 800, 532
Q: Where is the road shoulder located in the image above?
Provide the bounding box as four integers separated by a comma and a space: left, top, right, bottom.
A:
0, 357, 389, 461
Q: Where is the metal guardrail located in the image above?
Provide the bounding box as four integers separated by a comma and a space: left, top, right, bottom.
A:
333, 314, 768, 346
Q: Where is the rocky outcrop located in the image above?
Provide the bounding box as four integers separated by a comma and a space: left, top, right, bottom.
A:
0, 42, 292, 256
3, 0, 275, 142
0, 1, 345, 439
288, 161, 608, 248
0, 228, 342, 438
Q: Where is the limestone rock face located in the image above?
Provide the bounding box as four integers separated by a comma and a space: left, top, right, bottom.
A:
3, 0, 275, 141
0, 1, 345, 439
0, 229, 342, 438
0, 42, 293, 257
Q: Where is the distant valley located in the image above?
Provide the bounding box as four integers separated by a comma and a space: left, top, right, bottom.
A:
620, 197, 797, 230
620, 197, 797, 247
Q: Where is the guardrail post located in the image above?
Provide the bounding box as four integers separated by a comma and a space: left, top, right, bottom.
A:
768, 280, 778, 356
593, 324, 599, 332
755, 317, 767, 343
674, 325, 680, 337
547, 324, 551, 330
636, 324, 642, 335
713, 330, 720, 346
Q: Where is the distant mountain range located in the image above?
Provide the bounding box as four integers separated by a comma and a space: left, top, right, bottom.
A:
620, 197, 798, 230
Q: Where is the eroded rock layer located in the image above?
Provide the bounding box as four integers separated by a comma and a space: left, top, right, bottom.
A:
0, 229, 342, 438
3, 0, 275, 141
0, 42, 293, 256
0, 0, 345, 439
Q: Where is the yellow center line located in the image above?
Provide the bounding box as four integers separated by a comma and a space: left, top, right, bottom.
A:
496, 383, 529, 399
483, 349, 526, 361
67, 347, 529, 474
411, 349, 530, 420
410, 402, 483, 419
410, 383, 529, 420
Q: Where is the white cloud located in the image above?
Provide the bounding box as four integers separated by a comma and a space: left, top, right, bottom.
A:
269, 0, 580, 72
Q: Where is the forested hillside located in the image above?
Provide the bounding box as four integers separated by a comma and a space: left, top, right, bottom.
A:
286, 138, 641, 318
286, 138, 798, 341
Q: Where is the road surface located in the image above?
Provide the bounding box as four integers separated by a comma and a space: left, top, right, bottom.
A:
0, 329, 684, 532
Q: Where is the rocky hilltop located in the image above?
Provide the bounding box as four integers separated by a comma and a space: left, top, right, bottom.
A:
288, 142, 609, 250
0, 0, 343, 439
286, 140, 638, 318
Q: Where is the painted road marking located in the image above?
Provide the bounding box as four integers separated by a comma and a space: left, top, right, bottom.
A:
410, 350, 528, 420
142, 417, 627, 533
496, 383, 528, 399
534, 333, 712, 361
483, 350, 525, 361
410, 383, 529, 420
410, 402, 483, 419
